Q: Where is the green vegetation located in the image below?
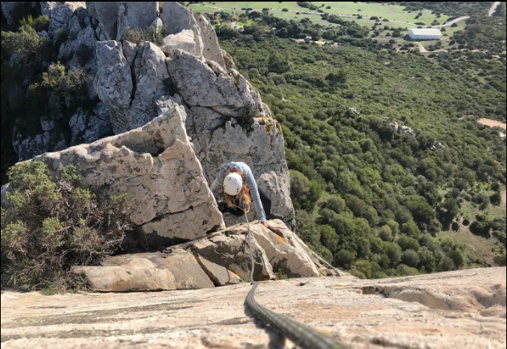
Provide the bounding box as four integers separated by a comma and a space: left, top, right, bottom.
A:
1, 21, 96, 184
1, 161, 133, 292
121, 23, 165, 46
218, 4, 506, 277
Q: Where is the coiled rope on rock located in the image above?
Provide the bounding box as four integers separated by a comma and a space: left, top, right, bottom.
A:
242, 212, 351, 349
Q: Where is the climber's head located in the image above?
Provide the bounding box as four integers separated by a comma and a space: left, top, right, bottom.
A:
222, 167, 250, 208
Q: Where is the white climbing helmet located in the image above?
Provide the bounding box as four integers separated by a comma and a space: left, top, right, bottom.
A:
224, 172, 243, 196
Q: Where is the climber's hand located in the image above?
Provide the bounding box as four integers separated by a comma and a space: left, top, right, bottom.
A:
260, 221, 269, 228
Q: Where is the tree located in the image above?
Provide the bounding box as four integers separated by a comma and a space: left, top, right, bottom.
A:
325, 195, 345, 214
401, 222, 421, 238
386, 243, 402, 265
325, 70, 347, 86
406, 195, 435, 224
334, 249, 354, 268
320, 225, 339, 252
401, 249, 420, 268
379, 225, 393, 242
268, 52, 291, 74
397, 235, 420, 251
418, 247, 436, 272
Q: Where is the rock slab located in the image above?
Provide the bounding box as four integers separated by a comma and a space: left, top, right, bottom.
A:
2, 268, 505, 349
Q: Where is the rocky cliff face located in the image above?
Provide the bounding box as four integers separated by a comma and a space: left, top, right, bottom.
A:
2, 267, 505, 348
4, 1, 294, 226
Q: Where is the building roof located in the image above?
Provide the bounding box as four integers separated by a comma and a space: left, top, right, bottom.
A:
408, 28, 442, 35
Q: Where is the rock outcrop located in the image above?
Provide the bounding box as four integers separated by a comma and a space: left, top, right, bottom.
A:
70, 220, 338, 292
7, 2, 295, 242
24, 97, 224, 240
2, 268, 505, 348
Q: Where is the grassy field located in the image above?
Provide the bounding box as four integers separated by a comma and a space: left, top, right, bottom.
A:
188, 1, 451, 27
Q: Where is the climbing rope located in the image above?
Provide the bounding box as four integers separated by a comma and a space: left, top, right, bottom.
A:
243, 212, 351, 349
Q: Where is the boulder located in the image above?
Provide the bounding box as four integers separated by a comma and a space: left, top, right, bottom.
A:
175, 220, 330, 281
27, 99, 224, 240
179, 226, 275, 282
196, 255, 243, 286
149, 250, 215, 289
94, 40, 133, 118
78, 250, 216, 291
116, 2, 158, 41
74, 258, 177, 291
161, 2, 204, 57
166, 50, 262, 113
13, 131, 67, 162
161, 29, 199, 56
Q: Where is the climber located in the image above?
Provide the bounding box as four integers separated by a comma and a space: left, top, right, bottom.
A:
209, 162, 280, 228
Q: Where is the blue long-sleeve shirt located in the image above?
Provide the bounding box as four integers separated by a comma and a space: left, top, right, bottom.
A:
210, 162, 267, 222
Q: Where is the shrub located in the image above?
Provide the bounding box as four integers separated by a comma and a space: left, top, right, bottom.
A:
386, 242, 402, 265
334, 249, 354, 269
379, 225, 393, 242
325, 194, 345, 214
319, 225, 339, 252
397, 234, 420, 251
20, 15, 50, 32
401, 249, 420, 268
469, 220, 491, 237
122, 23, 164, 46
494, 255, 506, 266
437, 256, 456, 271
1, 25, 47, 64
1, 161, 133, 292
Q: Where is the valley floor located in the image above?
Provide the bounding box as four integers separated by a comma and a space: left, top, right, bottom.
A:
1, 267, 505, 349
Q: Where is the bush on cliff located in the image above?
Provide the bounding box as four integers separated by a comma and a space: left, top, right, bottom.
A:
1, 161, 133, 292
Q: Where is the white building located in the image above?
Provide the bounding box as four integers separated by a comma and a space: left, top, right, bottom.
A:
408, 28, 442, 40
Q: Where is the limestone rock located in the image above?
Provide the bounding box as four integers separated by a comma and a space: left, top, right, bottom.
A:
173, 220, 327, 281
162, 1, 197, 36
47, 2, 75, 40
82, 251, 215, 291
167, 50, 262, 113
191, 116, 295, 227
179, 227, 275, 281
96, 41, 171, 134
69, 104, 112, 146
2, 268, 506, 349
26, 99, 224, 239
193, 13, 226, 68
74, 258, 177, 291
161, 29, 199, 56
196, 255, 243, 286
13, 131, 67, 162
127, 41, 169, 129
86, 2, 120, 40
149, 250, 215, 289
122, 40, 138, 66
1, 2, 21, 26
94, 40, 133, 111
58, 25, 98, 72
116, 2, 158, 41
161, 2, 204, 57
221, 48, 236, 70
